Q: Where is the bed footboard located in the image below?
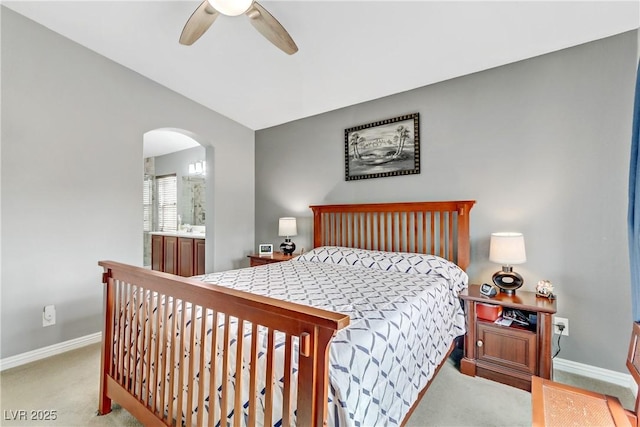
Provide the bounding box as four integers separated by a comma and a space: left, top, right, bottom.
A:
98, 261, 349, 427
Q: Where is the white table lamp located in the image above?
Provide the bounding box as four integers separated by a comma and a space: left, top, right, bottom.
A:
278, 217, 297, 255
489, 232, 526, 295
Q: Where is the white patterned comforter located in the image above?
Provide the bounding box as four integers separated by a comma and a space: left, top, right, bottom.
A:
196, 246, 469, 426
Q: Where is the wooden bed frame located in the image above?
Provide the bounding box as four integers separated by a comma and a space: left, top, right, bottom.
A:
98, 200, 475, 426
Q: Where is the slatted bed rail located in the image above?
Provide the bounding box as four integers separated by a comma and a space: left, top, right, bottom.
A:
311, 200, 475, 270
98, 261, 350, 427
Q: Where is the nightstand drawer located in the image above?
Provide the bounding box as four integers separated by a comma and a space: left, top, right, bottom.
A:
250, 257, 271, 267
477, 322, 537, 374
247, 252, 294, 267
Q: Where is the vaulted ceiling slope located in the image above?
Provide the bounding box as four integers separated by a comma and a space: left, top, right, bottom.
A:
4, 1, 639, 130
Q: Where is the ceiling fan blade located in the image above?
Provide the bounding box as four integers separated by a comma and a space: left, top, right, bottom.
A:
245, 2, 298, 55
179, 1, 219, 46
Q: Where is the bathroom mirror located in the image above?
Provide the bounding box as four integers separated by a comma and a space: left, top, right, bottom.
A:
181, 176, 205, 226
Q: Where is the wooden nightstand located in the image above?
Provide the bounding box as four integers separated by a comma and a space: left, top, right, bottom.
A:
247, 252, 295, 267
459, 284, 557, 391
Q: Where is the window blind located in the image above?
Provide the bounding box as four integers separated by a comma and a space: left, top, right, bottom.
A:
143, 175, 153, 232
156, 174, 177, 232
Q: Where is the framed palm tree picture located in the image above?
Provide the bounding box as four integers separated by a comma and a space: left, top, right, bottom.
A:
344, 113, 420, 181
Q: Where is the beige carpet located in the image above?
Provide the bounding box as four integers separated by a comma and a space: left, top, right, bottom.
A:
0, 344, 634, 426
0, 344, 140, 426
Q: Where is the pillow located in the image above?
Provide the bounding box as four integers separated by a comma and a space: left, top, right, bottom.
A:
294, 246, 376, 266
294, 246, 467, 284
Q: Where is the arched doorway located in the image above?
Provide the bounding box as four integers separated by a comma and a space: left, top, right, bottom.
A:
143, 128, 211, 270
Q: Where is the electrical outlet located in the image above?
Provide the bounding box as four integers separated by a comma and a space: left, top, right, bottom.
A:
43, 305, 56, 327
553, 316, 569, 336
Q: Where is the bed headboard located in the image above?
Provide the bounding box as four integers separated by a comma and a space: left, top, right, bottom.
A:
310, 200, 475, 270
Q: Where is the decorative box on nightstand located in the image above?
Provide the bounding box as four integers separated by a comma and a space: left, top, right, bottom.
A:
247, 252, 295, 267
459, 284, 557, 391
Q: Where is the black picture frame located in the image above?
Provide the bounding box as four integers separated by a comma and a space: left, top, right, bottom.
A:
344, 113, 420, 181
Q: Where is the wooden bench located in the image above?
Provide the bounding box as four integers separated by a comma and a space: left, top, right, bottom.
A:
531, 322, 640, 427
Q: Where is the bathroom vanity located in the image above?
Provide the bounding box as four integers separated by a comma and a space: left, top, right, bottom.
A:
150, 232, 205, 277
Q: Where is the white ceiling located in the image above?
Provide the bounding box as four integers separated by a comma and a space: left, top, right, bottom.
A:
4, 1, 639, 131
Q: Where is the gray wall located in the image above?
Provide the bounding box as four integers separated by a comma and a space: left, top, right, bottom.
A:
1, 8, 255, 359
155, 145, 207, 179
256, 31, 639, 373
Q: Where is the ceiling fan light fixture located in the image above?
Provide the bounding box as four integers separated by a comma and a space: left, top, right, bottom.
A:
181, 0, 298, 54
208, 0, 253, 16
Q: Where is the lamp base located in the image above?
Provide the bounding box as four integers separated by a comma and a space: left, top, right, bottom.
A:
492, 266, 524, 296
280, 238, 296, 256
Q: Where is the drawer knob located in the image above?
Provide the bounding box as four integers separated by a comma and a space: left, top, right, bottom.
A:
477, 340, 483, 348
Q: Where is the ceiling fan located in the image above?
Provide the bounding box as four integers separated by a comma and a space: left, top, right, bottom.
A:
179, 0, 298, 55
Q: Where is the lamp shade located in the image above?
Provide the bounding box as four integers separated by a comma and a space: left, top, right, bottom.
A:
278, 217, 297, 237
489, 232, 526, 265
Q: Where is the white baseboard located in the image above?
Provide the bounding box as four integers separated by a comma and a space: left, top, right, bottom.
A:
554, 357, 638, 396
0, 332, 102, 372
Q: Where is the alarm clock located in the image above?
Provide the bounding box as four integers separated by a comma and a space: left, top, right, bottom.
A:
480, 283, 498, 297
